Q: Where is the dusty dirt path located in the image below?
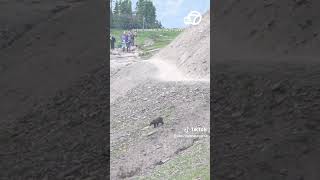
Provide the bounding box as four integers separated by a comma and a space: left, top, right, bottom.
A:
110, 49, 156, 103
110, 48, 210, 179
110, 49, 209, 102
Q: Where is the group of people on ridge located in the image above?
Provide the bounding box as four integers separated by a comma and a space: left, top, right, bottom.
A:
110, 30, 136, 53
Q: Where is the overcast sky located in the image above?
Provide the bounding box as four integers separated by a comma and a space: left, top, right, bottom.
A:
112, 0, 210, 28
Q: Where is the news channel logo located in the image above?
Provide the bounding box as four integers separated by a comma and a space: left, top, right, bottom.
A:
184, 11, 202, 26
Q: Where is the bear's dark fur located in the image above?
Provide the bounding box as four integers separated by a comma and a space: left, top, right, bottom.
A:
150, 117, 164, 128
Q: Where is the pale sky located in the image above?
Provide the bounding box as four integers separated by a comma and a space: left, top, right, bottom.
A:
112, 0, 210, 28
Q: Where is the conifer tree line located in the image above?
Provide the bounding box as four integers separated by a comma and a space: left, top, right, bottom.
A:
110, 0, 163, 29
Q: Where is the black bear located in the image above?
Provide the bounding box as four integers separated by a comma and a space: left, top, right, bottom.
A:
150, 117, 164, 128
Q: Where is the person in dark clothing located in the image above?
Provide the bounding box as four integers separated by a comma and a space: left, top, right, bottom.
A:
126, 32, 131, 52
131, 31, 135, 46
121, 32, 127, 52
110, 36, 116, 49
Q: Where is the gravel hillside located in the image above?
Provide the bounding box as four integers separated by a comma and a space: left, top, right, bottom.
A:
0, 0, 87, 50
0, 1, 107, 179
213, 1, 320, 179
214, 0, 320, 58
0, 0, 106, 122
154, 11, 210, 80
110, 11, 210, 179
213, 60, 320, 180
1, 65, 108, 179
110, 51, 210, 179
111, 80, 210, 179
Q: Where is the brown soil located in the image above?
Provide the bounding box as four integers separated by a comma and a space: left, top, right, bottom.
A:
0, 1, 108, 179
212, 1, 320, 179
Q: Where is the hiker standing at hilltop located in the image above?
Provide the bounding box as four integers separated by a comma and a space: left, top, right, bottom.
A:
110, 35, 116, 49
126, 32, 132, 52
130, 30, 135, 46
121, 31, 126, 52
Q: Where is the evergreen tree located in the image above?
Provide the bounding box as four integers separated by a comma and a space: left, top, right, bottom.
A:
110, 2, 113, 27
118, 0, 132, 29
113, 0, 120, 15
144, 1, 156, 28
136, 0, 144, 26
112, 0, 161, 29
135, 0, 159, 28
112, 0, 120, 28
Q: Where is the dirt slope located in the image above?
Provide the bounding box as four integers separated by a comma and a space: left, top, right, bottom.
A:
110, 11, 210, 179
214, 0, 320, 58
0, 0, 106, 121
213, 60, 320, 180
1, 65, 108, 179
213, 1, 320, 179
110, 50, 210, 179
0, 1, 107, 179
111, 80, 210, 179
154, 11, 210, 80
0, 0, 87, 50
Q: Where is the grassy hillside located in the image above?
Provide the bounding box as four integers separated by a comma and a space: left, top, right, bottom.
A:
137, 141, 210, 180
110, 29, 182, 58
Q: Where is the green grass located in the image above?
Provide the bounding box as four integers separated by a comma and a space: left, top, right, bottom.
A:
137, 141, 210, 180
110, 29, 124, 48
110, 29, 182, 58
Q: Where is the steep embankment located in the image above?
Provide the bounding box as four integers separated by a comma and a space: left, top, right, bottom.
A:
0, 0, 85, 50
213, 1, 320, 179
111, 80, 210, 179
214, 0, 320, 59
0, 1, 107, 179
110, 11, 210, 179
0, 0, 106, 121
154, 11, 210, 80
1, 65, 108, 179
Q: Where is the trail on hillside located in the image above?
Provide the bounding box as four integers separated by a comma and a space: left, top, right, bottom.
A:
110, 52, 210, 179
149, 58, 210, 82
110, 19, 210, 179
213, 1, 320, 179
110, 52, 209, 103
110, 12, 210, 179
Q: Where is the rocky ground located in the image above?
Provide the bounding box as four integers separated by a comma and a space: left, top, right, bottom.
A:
154, 11, 210, 80
0, 0, 106, 121
0, 0, 87, 50
109, 10, 210, 179
110, 50, 210, 179
111, 80, 210, 179
0, 1, 107, 179
0, 0, 210, 178
213, 59, 320, 180
1, 65, 108, 179
213, 0, 320, 179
